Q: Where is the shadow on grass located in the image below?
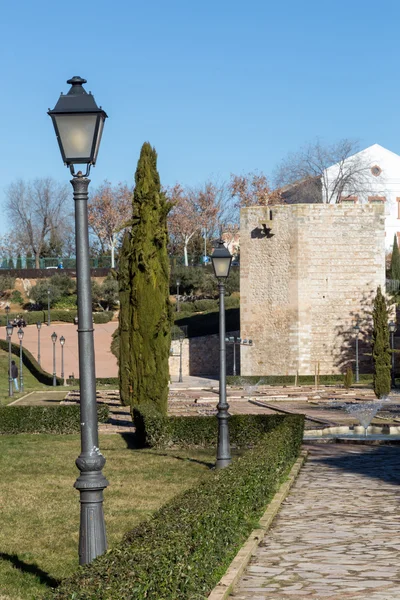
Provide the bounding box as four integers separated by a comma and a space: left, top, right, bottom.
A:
0, 552, 59, 588
134, 449, 215, 469
118, 431, 141, 449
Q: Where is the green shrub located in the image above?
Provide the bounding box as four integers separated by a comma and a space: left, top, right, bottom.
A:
10, 290, 24, 305
193, 299, 218, 312
0, 274, 16, 293
48, 415, 303, 600
50, 272, 76, 295
177, 302, 196, 314
53, 294, 77, 309
0, 405, 109, 434
224, 295, 240, 309
93, 311, 114, 324
0, 338, 63, 386
66, 376, 119, 386
133, 404, 303, 449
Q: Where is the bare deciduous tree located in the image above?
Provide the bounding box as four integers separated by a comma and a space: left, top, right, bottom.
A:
5, 178, 70, 268
88, 181, 132, 268
274, 139, 379, 204
229, 171, 281, 207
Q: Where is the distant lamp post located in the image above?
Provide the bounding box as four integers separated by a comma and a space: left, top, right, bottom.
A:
211, 239, 232, 469
178, 329, 184, 383
36, 321, 42, 366
6, 323, 13, 397
354, 322, 360, 383
17, 327, 24, 393
5, 304, 10, 325
49, 76, 108, 565
51, 331, 57, 386
389, 321, 397, 387
176, 279, 181, 312
47, 290, 51, 326
60, 335, 65, 382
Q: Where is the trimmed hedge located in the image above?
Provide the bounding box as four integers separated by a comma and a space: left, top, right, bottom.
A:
0, 339, 63, 386
0, 310, 114, 327
133, 403, 301, 449
66, 377, 119, 386
0, 404, 109, 434
227, 373, 373, 386
48, 414, 303, 600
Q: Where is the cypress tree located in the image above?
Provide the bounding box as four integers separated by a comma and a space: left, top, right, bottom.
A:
372, 285, 391, 398
390, 235, 400, 280
16, 254, 22, 269
118, 143, 172, 414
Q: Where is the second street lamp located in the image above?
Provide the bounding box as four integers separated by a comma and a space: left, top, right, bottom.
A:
49, 76, 108, 565
211, 239, 232, 469
36, 321, 42, 366
5, 304, 10, 325
176, 279, 180, 312
6, 323, 13, 397
60, 335, 65, 382
51, 331, 57, 387
17, 328, 24, 393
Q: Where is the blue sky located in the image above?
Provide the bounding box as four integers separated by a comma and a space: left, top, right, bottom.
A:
0, 0, 399, 235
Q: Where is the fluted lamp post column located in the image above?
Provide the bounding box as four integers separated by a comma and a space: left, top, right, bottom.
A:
6, 323, 13, 397
5, 304, 10, 325
176, 279, 180, 313
211, 239, 232, 469
51, 331, 57, 387
17, 327, 24, 393
389, 321, 397, 388
36, 321, 42, 366
47, 290, 51, 326
48, 76, 108, 565
60, 335, 65, 383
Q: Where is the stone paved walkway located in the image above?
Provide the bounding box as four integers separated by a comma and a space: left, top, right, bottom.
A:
230, 444, 400, 599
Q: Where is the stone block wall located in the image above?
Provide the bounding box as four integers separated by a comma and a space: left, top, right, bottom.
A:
240, 204, 385, 376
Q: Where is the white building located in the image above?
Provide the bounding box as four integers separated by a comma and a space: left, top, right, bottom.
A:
323, 143, 400, 252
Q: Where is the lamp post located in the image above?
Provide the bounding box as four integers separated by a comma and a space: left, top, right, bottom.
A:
49, 76, 108, 565
60, 335, 65, 382
354, 322, 360, 384
178, 330, 184, 383
176, 279, 180, 312
17, 327, 24, 393
51, 331, 57, 387
225, 336, 240, 377
389, 321, 397, 387
36, 321, 42, 366
5, 304, 10, 325
6, 323, 13, 396
211, 239, 232, 469
47, 289, 51, 326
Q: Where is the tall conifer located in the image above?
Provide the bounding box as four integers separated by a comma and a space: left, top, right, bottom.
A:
390, 234, 400, 280
372, 286, 391, 398
118, 143, 172, 413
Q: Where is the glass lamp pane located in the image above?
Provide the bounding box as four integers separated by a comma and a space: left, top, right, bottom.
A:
54, 114, 97, 161
212, 257, 231, 278
92, 116, 105, 165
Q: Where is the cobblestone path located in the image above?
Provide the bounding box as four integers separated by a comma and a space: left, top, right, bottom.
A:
231, 444, 400, 599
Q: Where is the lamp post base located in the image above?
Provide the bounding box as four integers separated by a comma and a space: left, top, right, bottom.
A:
74, 453, 109, 565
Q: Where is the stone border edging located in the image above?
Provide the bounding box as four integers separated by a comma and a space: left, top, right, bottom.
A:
207, 449, 308, 600
7, 391, 35, 406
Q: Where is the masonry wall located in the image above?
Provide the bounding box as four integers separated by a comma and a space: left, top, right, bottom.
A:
240, 204, 385, 376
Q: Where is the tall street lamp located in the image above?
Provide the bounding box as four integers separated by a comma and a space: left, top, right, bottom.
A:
17, 328, 24, 393
60, 335, 65, 382
354, 322, 360, 384
6, 323, 13, 397
36, 321, 42, 366
5, 304, 10, 325
47, 289, 51, 326
211, 239, 232, 469
49, 76, 108, 565
51, 331, 57, 387
176, 279, 180, 312
389, 321, 397, 387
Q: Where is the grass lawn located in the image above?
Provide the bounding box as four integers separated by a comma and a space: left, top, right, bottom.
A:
0, 349, 57, 407
0, 433, 215, 600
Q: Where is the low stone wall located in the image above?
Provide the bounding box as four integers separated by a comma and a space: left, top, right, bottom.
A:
169, 331, 240, 378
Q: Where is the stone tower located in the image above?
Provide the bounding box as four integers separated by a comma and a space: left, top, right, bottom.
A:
240, 204, 385, 376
